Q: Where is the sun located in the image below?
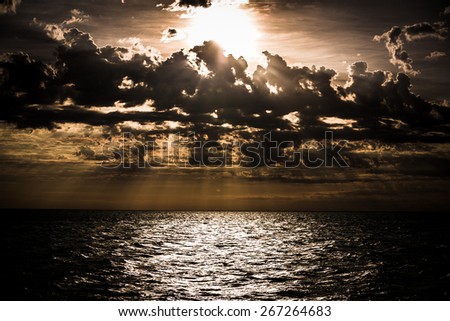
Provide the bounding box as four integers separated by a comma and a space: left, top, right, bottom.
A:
185, 0, 260, 59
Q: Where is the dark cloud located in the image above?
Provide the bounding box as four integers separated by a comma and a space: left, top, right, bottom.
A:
76, 145, 110, 161
0, 0, 21, 14
0, 52, 60, 128
404, 22, 448, 41
375, 21, 448, 74
374, 26, 417, 75
177, 0, 211, 8
1, 24, 449, 142
160, 27, 185, 43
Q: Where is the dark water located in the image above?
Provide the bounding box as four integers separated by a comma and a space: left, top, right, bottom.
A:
1, 210, 449, 300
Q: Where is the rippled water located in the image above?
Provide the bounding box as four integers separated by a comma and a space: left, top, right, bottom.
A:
2, 211, 449, 300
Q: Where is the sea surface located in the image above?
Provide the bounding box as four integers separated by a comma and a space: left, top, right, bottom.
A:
1, 210, 449, 300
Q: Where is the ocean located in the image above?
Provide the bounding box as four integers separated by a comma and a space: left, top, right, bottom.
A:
1, 210, 449, 300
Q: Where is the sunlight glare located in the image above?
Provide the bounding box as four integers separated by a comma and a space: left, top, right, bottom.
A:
185, 0, 260, 59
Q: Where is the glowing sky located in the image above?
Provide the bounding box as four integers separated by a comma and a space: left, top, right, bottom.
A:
0, 0, 449, 210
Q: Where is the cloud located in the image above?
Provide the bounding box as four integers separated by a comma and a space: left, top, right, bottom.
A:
76, 145, 110, 161
425, 51, 446, 61
165, 0, 212, 11
0, 0, 21, 14
374, 26, 417, 75
62, 9, 90, 25
160, 27, 186, 43
166, 0, 249, 12
0, 52, 59, 128
1, 24, 449, 143
443, 6, 450, 15
404, 22, 448, 41
374, 22, 448, 75
177, 0, 211, 8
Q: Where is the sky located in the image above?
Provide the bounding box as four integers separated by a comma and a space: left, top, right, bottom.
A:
0, 0, 449, 211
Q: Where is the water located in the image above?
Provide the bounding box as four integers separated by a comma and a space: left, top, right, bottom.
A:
1, 210, 449, 300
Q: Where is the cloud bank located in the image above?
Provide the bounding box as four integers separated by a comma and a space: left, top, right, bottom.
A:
0, 18, 449, 146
